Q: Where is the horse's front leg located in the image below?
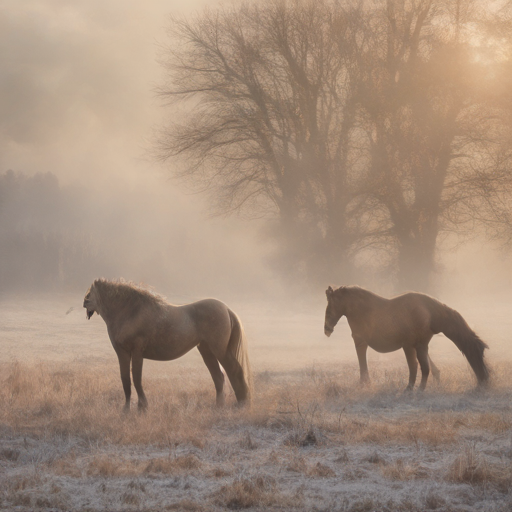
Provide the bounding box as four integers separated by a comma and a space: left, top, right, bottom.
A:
354, 338, 370, 386
132, 351, 148, 412
403, 346, 418, 392
117, 350, 132, 413
416, 345, 430, 391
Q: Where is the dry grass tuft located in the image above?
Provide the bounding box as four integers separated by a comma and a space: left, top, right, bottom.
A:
51, 453, 82, 477
214, 475, 299, 509
284, 428, 318, 447
446, 444, 511, 490
86, 455, 141, 478
0, 448, 20, 462
381, 458, 427, 481
3, 473, 43, 493
285, 452, 307, 473
145, 454, 202, 474
211, 466, 233, 478
165, 499, 206, 511
367, 451, 386, 464
423, 489, 447, 510
120, 491, 140, 506
239, 431, 258, 450
307, 461, 336, 477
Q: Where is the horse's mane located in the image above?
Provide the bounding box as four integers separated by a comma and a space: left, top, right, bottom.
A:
335, 285, 385, 310
343, 285, 381, 299
93, 279, 168, 312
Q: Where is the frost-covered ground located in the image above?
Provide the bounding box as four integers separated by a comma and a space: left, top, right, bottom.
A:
1, 292, 511, 511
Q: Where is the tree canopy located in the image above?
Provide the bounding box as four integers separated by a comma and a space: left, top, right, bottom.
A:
158, 0, 512, 291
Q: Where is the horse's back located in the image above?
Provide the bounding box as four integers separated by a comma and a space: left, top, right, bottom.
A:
181, 298, 233, 339
359, 292, 433, 349
128, 299, 232, 361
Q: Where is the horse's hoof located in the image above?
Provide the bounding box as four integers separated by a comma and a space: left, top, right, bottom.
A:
234, 399, 251, 409
474, 382, 490, 393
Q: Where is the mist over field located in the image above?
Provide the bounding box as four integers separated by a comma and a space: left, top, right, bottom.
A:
0, 0, 279, 301
1, 1, 512, 511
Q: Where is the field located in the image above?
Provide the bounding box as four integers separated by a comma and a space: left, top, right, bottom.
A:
1, 292, 512, 511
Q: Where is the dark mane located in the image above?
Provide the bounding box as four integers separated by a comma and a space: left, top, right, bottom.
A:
336, 285, 384, 309
324, 284, 489, 390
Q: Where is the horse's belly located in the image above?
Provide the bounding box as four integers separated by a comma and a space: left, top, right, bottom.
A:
367, 336, 402, 353
143, 345, 194, 361
142, 336, 196, 361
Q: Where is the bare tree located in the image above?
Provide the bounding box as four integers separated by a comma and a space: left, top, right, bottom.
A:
157, 0, 372, 283
158, 0, 512, 290
340, 0, 512, 290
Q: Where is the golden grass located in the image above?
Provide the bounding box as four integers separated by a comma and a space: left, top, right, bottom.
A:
1, 359, 511, 511
213, 475, 300, 509
1, 360, 511, 450
144, 454, 202, 474
381, 459, 427, 481
49, 451, 204, 479
446, 443, 511, 491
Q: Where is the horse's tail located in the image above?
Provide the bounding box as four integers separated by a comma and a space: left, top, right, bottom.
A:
226, 309, 253, 405
425, 297, 489, 386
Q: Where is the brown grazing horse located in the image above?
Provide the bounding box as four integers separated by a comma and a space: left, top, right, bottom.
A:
83, 279, 252, 411
324, 285, 489, 391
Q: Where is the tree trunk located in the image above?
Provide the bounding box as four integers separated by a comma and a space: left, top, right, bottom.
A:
396, 212, 439, 292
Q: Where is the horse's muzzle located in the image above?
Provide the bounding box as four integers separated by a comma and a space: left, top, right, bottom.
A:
86, 309, 94, 319
324, 326, 333, 337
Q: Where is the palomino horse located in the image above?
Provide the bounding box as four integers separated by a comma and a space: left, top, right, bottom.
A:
83, 279, 252, 411
324, 285, 489, 391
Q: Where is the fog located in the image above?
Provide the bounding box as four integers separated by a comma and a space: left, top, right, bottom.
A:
2, 6, 512, 511
0, 0, 280, 300
1, 0, 511, 316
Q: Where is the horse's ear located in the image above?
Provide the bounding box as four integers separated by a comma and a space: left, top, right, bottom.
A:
92, 279, 104, 291
326, 286, 334, 298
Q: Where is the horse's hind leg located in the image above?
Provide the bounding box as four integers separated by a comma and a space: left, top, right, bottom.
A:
428, 355, 441, 383
198, 342, 225, 407
117, 350, 132, 413
220, 351, 249, 405
132, 351, 148, 412
403, 346, 418, 392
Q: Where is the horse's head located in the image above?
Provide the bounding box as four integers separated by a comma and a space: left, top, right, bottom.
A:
83, 281, 101, 319
324, 285, 345, 337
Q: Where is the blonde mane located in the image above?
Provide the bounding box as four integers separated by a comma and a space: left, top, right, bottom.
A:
93, 279, 168, 315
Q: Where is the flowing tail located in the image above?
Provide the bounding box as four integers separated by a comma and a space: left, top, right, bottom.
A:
426, 297, 489, 386
224, 309, 253, 405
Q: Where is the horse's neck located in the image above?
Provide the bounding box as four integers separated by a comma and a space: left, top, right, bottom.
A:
346, 289, 385, 317
98, 289, 139, 322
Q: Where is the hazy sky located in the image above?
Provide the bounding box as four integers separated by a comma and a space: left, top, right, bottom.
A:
0, 0, 277, 298
1, 0, 511, 298
0, 0, 214, 184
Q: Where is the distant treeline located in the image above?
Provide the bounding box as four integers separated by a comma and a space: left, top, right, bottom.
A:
0, 170, 263, 297
0, 170, 106, 292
